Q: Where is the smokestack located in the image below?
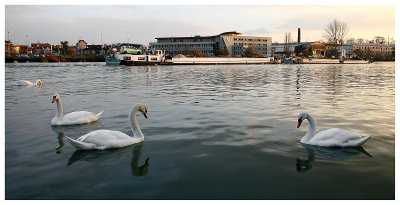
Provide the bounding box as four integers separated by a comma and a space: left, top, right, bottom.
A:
298, 28, 301, 43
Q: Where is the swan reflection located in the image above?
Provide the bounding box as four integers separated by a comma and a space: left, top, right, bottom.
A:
67, 142, 150, 177
51, 122, 101, 154
51, 126, 65, 154
296, 143, 372, 173
131, 143, 150, 176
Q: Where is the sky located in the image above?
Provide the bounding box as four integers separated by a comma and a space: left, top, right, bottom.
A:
3, 1, 397, 46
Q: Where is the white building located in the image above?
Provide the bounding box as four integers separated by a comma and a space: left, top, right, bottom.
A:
149, 31, 272, 57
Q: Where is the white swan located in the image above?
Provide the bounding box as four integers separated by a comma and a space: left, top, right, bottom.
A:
297, 112, 372, 147
13, 79, 42, 87
51, 93, 104, 125
66, 104, 148, 150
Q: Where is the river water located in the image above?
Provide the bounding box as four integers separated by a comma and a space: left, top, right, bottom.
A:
5, 62, 395, 199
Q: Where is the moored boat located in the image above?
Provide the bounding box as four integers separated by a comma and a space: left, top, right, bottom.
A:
120, 50, 166, 66
105, 48, 121, 66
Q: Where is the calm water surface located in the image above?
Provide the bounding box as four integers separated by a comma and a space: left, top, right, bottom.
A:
5, 62, 394, 199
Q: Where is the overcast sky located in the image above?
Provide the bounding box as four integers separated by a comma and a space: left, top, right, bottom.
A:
4, 3, 396, 46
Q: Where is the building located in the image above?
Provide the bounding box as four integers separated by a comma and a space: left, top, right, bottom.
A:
82, 45, 103, 55
150, 34, 216, 56
311, 42, 326, 57
341, 43, 394, 58
76, 40, 87, 50
31, 43, 53, 55
390, 44, 395, 57
149, 31, 272, 57
5, 41, 34, 57
5, 41, 12, 56
19, 45, 28, 54
324, 43, 342, 57
294, 43, 312, 57
271, 43, 301, 58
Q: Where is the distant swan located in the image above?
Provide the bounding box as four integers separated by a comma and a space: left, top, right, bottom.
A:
13, 79, 42, 87
67, 104, 148, 150
51, 93, 103, 125
297, 112, 372, 147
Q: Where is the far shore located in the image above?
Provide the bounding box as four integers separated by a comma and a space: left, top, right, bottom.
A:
5, 56, 394, 64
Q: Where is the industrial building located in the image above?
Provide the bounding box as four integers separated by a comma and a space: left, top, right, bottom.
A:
341, 43, 394, 58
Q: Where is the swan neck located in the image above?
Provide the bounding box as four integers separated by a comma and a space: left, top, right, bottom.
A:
301, 114, 316, 143
307, 115, 316, 133
129, 105, 144, 140
56, 99, 63, 118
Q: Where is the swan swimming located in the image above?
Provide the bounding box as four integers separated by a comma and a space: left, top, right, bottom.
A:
13, 79, 42, 87
297, 112, 372, 147
51, 93, 103, 125
66, 104, 148, 150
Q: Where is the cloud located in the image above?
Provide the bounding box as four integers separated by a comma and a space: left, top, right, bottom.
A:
5, 5, 395, 45
6, 14, 215, 45
242, 28, 269, 35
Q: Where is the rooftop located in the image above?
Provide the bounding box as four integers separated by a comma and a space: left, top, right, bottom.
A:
155, 31, 243, 40
343, 42, 393, 47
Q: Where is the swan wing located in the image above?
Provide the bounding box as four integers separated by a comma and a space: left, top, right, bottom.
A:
309, 128, 364, 147
13, 80, 32, 86
68, 130, 137, 150
58, 110, 103, 125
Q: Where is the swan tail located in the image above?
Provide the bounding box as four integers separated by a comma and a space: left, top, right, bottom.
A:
96, 110, 104, 118
66, 136, 96, 150
352, 134, 373, 147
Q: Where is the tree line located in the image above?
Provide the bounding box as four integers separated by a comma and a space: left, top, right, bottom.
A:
281, 19, 394, 60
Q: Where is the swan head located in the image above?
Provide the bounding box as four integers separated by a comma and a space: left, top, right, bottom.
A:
52, 93, 60, 103
137, 104, 148, 119
35, 79, 42, 87
297, 112, 309, 128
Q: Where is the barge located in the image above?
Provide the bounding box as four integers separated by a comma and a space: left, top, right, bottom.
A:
107, 48, 369, 66
117, 50, 274, 66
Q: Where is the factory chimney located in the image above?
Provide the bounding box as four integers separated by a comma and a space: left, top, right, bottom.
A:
298, 28, 301, 43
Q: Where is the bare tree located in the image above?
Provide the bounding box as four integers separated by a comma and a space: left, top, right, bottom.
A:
374, 36, 386, 44
244, 45, 263, 57
217, 49, 229, 56
346, 38, 355, 43
357, 38, 364, 43
284, 32, 292, 57
322, 19, 349, 44
322, 19, 349, 57
193, 49, 202, 57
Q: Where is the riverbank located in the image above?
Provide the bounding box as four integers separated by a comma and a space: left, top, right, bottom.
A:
5, 56, 105, 63
302, 59, 369, 64
5, 56, 391, 64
